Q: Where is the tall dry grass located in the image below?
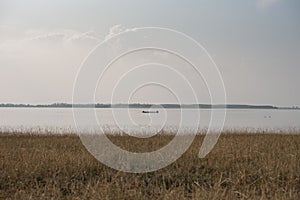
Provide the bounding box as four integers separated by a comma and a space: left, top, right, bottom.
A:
0, 132, 299, 199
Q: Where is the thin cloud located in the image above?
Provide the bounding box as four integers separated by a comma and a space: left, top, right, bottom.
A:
66, 31, 103, 44
0, 25, 137, 53
25, 30, 103, 45
104, 24, 137, 41
0, 29, 103, 53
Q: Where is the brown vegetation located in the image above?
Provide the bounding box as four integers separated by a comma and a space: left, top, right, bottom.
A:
0, 132, 299, 199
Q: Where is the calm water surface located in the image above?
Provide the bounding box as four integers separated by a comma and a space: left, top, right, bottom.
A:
0, 108, 299, 133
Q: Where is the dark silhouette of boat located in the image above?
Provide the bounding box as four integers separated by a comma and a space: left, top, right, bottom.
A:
142, 110, 159, 113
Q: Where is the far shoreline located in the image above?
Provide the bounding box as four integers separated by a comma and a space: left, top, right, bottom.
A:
1, 103, 299, 110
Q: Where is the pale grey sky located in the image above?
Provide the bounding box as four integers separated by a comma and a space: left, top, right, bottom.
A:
0, 0, 299, 107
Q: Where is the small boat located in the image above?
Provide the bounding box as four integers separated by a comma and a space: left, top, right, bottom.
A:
142, 110, 159, 113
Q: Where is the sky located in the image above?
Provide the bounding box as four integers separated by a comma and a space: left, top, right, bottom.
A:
0, 0, 299, 107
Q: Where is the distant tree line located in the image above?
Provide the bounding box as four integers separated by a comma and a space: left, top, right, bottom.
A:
0, 103, 280, 109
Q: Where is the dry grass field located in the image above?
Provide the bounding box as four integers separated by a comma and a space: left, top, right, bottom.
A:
0, 132, 299, 199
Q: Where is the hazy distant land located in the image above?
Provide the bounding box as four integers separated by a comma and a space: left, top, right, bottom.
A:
1, 103, 299, 110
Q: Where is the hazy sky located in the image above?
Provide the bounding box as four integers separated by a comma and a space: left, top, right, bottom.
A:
0, 0, 299, 106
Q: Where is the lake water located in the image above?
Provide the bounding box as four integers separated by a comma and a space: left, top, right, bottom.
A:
0, 108, 299, 133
